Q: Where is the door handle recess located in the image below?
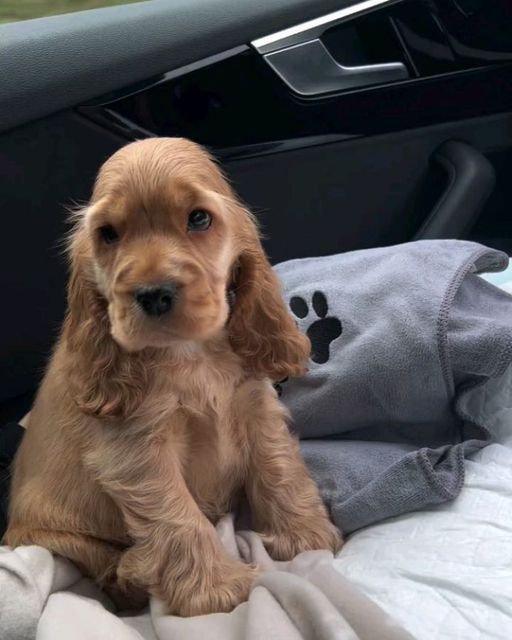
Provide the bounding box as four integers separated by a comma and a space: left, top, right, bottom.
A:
414, 141, 496, 240
252, 0, 407, 97
264, 38, 408, 97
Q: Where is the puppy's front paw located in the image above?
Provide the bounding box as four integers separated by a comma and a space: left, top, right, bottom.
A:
262, 518, 342, 561
163, 560, 259, 617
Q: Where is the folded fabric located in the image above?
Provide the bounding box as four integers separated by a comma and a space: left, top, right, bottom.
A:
333, 357, 512, 640
275, 240, 512, 533
0, 516, 414, 640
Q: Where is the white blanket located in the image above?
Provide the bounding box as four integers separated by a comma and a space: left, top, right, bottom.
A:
0, 515, 413, 640
334, 439, 512, 639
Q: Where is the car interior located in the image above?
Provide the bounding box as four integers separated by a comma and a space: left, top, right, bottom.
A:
1, 0, 511, 425
1, 0, 512, 635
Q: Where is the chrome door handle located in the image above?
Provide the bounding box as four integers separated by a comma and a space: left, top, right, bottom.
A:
264, 38, 408, 97
252, 0, 408, 97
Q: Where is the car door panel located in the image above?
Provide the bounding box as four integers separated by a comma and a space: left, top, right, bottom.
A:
0, 0, 511, 419
0, 0, 348, 133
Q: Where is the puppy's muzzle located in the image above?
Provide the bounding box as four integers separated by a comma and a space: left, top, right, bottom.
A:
135, 284, 176, 317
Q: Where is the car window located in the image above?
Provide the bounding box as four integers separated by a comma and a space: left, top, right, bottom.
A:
0, 1, 143, 24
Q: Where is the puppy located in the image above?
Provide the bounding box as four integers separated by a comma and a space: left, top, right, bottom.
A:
6, 138, 342, 616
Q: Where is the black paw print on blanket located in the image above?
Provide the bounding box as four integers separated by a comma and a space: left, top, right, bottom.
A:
290, 291, 342, 364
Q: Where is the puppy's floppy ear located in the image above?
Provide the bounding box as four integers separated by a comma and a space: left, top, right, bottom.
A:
64, 220, 150, 422
227, 212, 310, 381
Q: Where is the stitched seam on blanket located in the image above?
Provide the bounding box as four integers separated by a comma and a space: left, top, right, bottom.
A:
416, 447, 465, 500
436, 247, 503, 399
489, 329, 512, 381
461, 274, 512, 381
454, 331, 512, 444
496, 332, 512, 378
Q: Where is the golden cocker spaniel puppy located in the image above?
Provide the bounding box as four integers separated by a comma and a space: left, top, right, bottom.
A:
6, 138, 342, 616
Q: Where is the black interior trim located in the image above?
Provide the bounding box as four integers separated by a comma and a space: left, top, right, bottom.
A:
79, 45, 512, 158
0, 0, 353, 134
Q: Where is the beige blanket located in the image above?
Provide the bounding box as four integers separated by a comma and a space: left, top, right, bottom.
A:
0, 515, 413, 640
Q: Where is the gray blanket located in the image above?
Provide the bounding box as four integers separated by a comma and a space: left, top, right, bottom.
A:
275, 240, 512, 534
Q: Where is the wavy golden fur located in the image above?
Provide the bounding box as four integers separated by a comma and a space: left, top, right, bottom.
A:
5, 138, 341, 616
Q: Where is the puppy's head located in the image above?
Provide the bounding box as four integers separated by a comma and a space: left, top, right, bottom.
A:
67, 138, 309, 418
76, 138, 241, 350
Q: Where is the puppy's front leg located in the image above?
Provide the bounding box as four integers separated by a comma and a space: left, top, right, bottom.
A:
244, 383, 342, 561
86, 428, 257, 616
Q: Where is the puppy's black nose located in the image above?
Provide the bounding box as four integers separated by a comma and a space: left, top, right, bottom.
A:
135, 285, 175, 317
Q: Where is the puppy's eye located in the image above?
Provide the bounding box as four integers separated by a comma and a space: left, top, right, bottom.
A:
187, 210, 212, 232
98, 224, 119, 245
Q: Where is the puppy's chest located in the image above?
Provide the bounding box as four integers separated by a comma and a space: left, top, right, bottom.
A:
181, 407, 246, 518
162, 355, 248, 519
184, 410, 246, 504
